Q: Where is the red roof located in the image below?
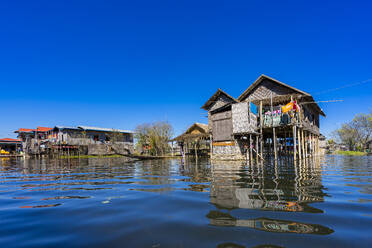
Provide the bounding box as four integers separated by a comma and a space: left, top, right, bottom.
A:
15, 128, 35, 133
15, 127, 52, 133
36, 127, 52, 132
0, 138, 22, 142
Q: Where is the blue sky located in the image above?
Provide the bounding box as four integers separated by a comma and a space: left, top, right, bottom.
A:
1, 0, 371, 138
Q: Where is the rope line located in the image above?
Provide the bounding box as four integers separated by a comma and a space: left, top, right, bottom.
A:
312, 78, 372, 95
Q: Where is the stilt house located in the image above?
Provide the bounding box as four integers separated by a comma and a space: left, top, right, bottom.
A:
202, 74, 326, 161
172, 123, 210, 157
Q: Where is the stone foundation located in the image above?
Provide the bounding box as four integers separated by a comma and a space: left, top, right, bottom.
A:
87, 143, 134, 156
211, 141, 246, 160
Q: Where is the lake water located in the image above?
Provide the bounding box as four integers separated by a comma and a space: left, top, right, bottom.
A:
0, 156, 372, 248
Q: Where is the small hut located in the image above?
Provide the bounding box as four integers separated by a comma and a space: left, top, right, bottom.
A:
172, 123, 210, 157
0, 138, 22, 154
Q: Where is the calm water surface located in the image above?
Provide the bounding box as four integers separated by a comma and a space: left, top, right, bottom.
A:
0, 156, 372, 248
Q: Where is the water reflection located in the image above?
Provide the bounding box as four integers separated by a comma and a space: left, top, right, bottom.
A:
208, 159, 325, 213
207, 210, 333, 235
1, 156, 372, 247
179, 157, 335, 236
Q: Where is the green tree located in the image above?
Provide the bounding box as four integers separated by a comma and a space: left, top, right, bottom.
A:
134, 121, 173, 156
327, 139, 335, 145
333, 111, 372, 151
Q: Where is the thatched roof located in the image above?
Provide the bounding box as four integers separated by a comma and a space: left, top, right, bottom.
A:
238, 74, 325, 117
238, 74, 310, 101
201, 89, 238, 110
172, 123, 209, 142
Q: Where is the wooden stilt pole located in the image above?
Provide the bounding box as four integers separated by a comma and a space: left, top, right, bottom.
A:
259, 101, 263, 160
273, 128, 277, 161
317, 136, 320, 156
301, 129, 305, 159
209, 134, 213, 159
194, 141, 198, 162
256, 135, 258, 162
249, 134, 253, 165
298, 127, 302, 160
183, 143, 186, 159
313, 134, 316, 156
305, 131, 308, 159
293, 125, 297, 161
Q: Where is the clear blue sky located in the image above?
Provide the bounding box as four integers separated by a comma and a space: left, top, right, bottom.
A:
1, 0, 371, 138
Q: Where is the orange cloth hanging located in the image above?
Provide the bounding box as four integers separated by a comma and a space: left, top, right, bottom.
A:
282, 102, 293, 113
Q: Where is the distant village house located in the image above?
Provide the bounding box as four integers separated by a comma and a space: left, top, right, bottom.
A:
15, 125, 134, 156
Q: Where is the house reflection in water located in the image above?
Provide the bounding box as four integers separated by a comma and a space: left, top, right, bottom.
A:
207, 211, 333, 235
209, 159, 325, 212
206, 159, 333, 235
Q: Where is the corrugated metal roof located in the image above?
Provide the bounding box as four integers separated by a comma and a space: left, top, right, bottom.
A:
54, 126, 81, 130
77, 126, 134, 134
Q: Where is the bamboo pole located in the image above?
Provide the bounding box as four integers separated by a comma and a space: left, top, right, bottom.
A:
256, 135, 258, 162
273, 128, 277, 161
298, 127, 302, 160
249, 134, 253, 165
317, 136, 320, 156
305, 131, 308, 159
259, 101, 263, 159
209, 134, 213, 159
301, 129, 305, 159
293, 125, 297, 161
194, 141, 198, 162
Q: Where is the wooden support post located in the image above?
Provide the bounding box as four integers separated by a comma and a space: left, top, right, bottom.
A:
297, 127, 302, 160
182, 143, 186, 158
305, 131, 308, 159
256, 135, 258, 162
249, 134, 253, 165
194, 141, 198, 162
312, 135, 315, 156
209, 134, 213, 159
259, 101, 263, 159
317, 136, 320, 156
293, 125, 297, 161
301, 129, 305, 159
273, 128, 277, 161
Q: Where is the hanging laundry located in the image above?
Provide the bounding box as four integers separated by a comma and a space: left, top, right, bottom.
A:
293, 100, 300, 111
280, 113, 290, 125
282, 102, 293, 113
273, 114, 281, 126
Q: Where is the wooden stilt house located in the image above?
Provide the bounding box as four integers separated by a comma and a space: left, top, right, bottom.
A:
202, 74, 326, 161
172, 123, 210, 157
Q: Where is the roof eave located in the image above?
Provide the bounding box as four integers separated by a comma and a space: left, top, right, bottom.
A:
201, 89, 238, 110
238, 74, 311, 101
